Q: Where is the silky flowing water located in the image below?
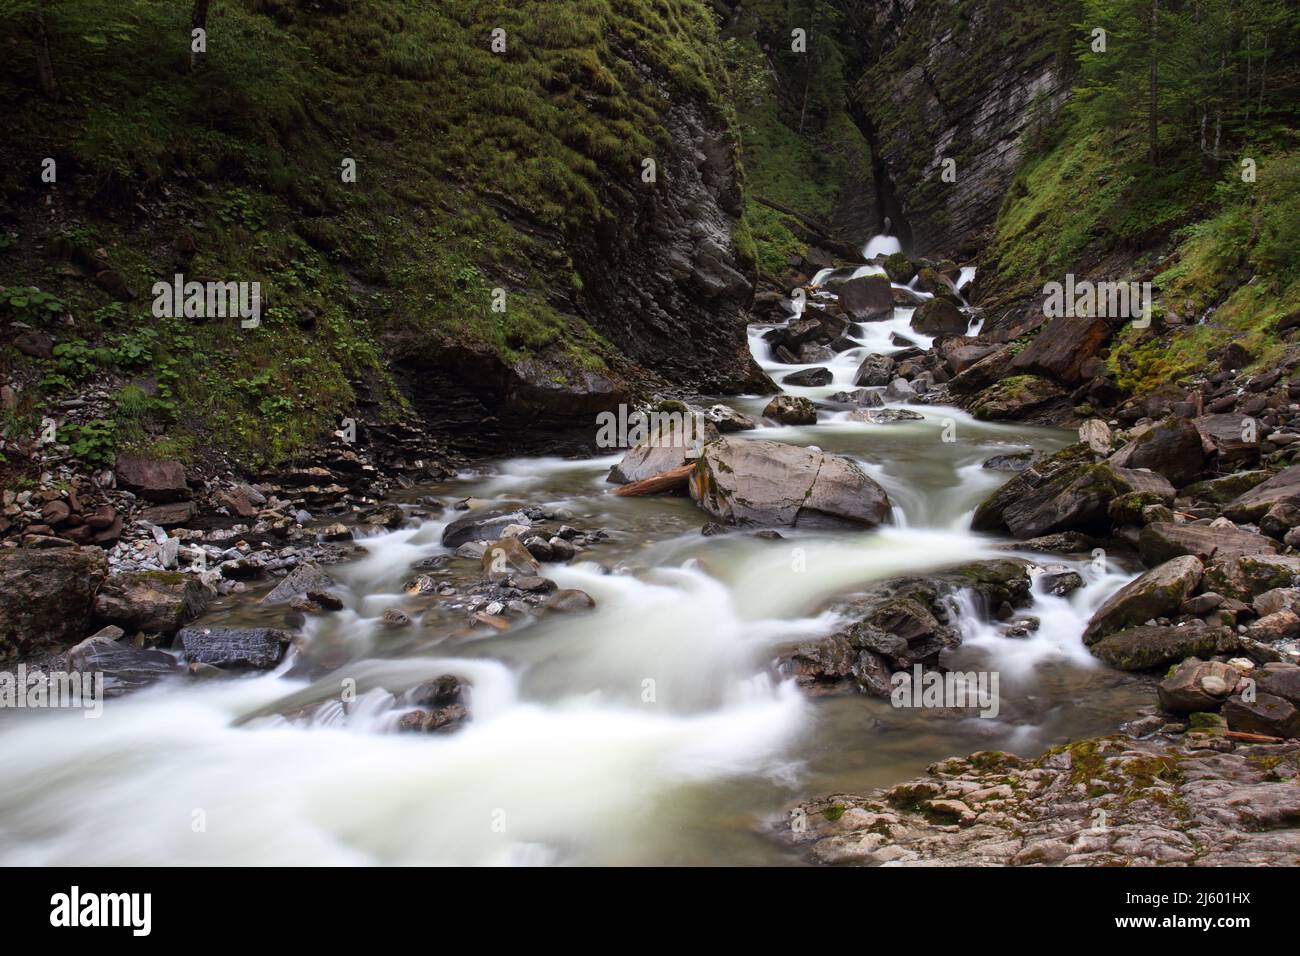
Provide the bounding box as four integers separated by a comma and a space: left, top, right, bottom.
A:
0, 249, 1152, 866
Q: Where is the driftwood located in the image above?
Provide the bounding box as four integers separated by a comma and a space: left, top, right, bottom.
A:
1222, 730, 1285, 744
613, 464, 694, 497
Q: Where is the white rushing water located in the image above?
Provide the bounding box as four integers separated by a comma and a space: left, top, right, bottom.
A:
0, 250, 1142, 866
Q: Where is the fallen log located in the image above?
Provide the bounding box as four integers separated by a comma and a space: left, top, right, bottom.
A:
613, 464, 694, 497
1223, 730, 1285, 744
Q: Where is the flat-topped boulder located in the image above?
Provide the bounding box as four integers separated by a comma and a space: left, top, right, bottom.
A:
689, 438, 891, 529
1223, 465, 1300, 522
1137, 522, 1280, 565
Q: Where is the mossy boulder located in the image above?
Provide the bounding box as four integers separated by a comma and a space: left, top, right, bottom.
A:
93, 570, 214, 635
1083, 555, 1204, 644
1091, 623, 1224, 671
969, 375, 1066, 422
1202, 554, 1300, 602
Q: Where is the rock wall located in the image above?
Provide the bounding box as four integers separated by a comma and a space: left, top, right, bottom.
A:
841, 0, 1073, 257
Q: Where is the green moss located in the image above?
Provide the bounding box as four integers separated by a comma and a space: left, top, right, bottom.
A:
0, 0, 729, 473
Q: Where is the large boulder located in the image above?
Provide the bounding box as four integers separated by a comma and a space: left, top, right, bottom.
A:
1201, 553, 1300, 602
1008, 315, 1111, 384
114, 454, 190, 503
1223, 465, 1300, 522
969, 375, 1067, 422
1090, 623, 1224, 671
837, 275, 894, 322
948, 345, 1014, 394
1082, 555, 1204, 644
782, 367, 833, 387
177, 626, 293, 670
1137, 522, 1280, 565
909, 298, 967, 336
689, 438, 891, 529
607, 417, 716, 484
94, 571, 214, 635
1157, 658, 1241, 712
1107, 418, 1204, 486
0, 547, 109, 663
1223, 693, 1300, 738
1181, 471, 1272, 504
1193, 414, 1260, 467
66, 631, 184, 696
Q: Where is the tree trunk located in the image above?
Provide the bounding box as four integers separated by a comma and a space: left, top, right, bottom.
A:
32, 1, 57, 99
191, 0, 212, 70
613, 465, 695, 497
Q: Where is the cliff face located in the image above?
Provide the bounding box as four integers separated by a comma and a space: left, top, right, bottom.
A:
841, 0, 1074, 257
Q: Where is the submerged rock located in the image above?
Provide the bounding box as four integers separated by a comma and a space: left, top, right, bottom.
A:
689, 437, 891, 529
177, 626, 293, 670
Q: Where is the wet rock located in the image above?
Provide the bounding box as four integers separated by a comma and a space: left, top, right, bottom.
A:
1158, 658, 1240, 712
94, 570, 213, 635
176, 626, 293, 670
0, 546, 109, 663
704, 404, 755, 433
1137, 522, 1280, 565
1107, 418, 1205, 486
261, 562, 342, 606
606, 416, 715, 484
547, 537, 576, 562
441, 507, 531, 548
1223, 465, 1300, 522
1223, 693, 1300, 738
1257, 663, 1300, 706
762, 395, 817, 425
909, 298, 967, 335
1245, 609, 1300, 643
976, 454, 1172, 540
66, 633, 183, 696
854, 354, 896, 388
545, 589, 596, 612
482, 537, 541, 582
782, 367, 832, 387
114, 454, 190, 503
381, 608, 412, 628
845, 408, 924, 424
1083, 555, 1204, 644
828, 388, 885, 408
690, 437, 891, 529
969, 375, 1067, 421
522, 536, 553, 561
783, 735, 1300, 866
1038, 570, 1084, 596
944, 343, 1000, 376
1259, 503, 1300, 540
1090, 623, 1224, 671
884, 377, 917, 402
511, 575, 557, 593
1193, 414, 1261, 467
1181, 471, 1272, 504
837, 275, 894, 322
1202, 553, 1300, 602
981, 451, 1035, 472
1009, 314, 1111, 384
